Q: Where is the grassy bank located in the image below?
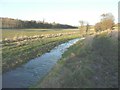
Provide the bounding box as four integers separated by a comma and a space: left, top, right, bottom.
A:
2, 29, 80, 72
35, 31, 118, 88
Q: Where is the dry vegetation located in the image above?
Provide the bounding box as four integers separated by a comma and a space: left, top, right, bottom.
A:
34, 30, 118, 88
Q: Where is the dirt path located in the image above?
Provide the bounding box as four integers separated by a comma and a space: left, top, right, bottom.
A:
84, 35, 94, 47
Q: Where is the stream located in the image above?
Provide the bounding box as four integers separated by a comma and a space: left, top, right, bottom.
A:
2, 38, 85, 88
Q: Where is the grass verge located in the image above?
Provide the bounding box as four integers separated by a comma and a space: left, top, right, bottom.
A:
34, 32, 118, 88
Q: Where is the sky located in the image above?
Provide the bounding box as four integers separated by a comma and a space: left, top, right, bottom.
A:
0, 0, 119, 26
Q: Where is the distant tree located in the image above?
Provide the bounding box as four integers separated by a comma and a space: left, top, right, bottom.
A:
100, 13, 115, 30
94, 13, 115, 32
42, 18, 45, 24
86, 22, 90, 35
79, 21, 84, 28
94, 22, 102, 32
79, 20, 85, 35
52, 22, 56, 29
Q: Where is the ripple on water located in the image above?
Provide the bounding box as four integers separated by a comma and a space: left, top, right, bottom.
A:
2, 38, 81, 88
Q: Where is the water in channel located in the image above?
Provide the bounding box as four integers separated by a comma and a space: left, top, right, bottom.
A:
2, 38, 84, 88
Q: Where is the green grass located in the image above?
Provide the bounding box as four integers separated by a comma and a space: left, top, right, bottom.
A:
2, 29, 79, 39
2, 29, 81, 72
35, 32, 118, 88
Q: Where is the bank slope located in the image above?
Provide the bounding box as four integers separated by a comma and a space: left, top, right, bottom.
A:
34, 31, 118, 88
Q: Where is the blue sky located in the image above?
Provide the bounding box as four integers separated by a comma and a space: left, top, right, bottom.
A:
0, 0, 119, 26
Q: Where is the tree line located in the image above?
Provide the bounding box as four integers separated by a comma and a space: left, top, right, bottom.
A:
79, 13, 116, 35
1, 17, 77, 29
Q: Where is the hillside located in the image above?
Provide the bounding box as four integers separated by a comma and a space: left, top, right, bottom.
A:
1, 17, 77, 29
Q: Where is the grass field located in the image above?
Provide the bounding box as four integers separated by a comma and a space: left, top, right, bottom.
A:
2, 29, 79, 39
35, 31, 118, 88
2, 29, 81, 72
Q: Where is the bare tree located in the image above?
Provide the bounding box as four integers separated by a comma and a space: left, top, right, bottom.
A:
79, 20, 85, 35
86, 22, 90, 35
